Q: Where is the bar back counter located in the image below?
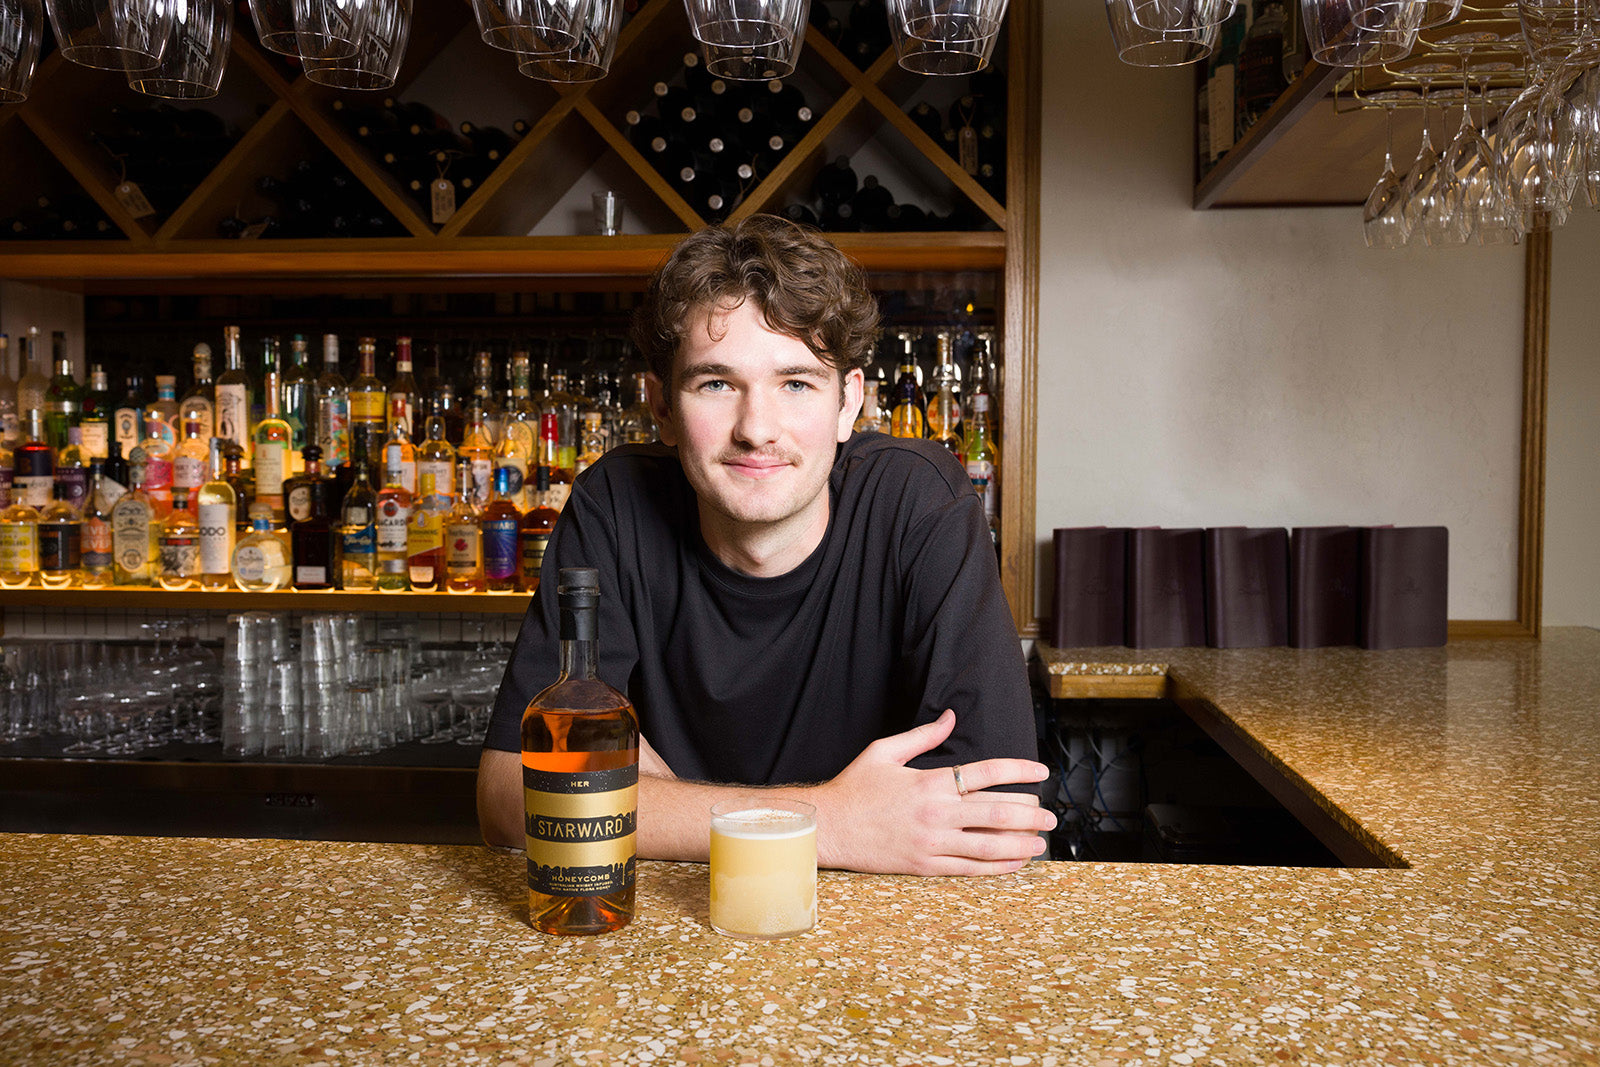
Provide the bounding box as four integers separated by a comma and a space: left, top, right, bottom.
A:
3, 630, 1598, 1064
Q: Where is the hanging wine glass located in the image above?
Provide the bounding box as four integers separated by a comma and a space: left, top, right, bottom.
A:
45, 0, 170, 70
1363, 91, 1413, 248
0, 0, 44, 102
1400, 79, 1443, 242
126, 0, 232, 100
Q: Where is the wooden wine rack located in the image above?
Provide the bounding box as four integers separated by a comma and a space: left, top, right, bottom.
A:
0, 0, 1043, 633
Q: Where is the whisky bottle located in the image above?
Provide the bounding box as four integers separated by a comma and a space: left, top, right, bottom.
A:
158, 487, 201, 590
459, 404, 495, 506
619, 372, 656, 445
927, 332, 964, 455
0, 492, 39, 588
518, 465, 559, 592
416, 411, 456, 503
481, 464, 521, 592
197, 438, 237, 591
888, 333, 928, 439
406, 470, 447, 591
521, 567, 639, 935
232, 504, 292, 592
38, 483, 83, 588
443, 459, 483, 593
55, 426, 90, 512
215, 325, 254, 466
387, 336, 418, 441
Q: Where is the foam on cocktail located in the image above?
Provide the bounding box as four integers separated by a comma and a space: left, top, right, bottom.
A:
713, 808, 814, 839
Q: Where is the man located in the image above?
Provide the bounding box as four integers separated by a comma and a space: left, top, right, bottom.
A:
479, 214, 1054, 875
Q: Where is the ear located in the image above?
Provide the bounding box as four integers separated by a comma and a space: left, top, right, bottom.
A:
645, 371, 677, 447
837, 367, 864, 443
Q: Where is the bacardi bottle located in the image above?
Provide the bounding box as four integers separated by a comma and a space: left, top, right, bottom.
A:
521, 567, 639, 935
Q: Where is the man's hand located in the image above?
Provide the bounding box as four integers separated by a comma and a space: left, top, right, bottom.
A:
810, 709, 1055, 875
478, 711, 1056, 874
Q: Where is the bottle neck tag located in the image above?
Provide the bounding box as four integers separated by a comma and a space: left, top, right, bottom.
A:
115, 182, 156, 220
431, 179, 457, 225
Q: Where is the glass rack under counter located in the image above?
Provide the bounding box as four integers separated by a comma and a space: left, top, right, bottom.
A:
0, 614, 512, 844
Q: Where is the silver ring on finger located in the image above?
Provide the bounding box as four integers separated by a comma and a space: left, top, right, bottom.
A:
952, 764, 969, 796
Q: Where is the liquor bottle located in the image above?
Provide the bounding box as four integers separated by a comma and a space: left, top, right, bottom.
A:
100, 440, 131, 507
1238, 0, 1287, 136
172, 411, 210, 512
251, 336, 279, 429
14, 410, 54, 508
416, 411, 456, 503
386, 335, 418, 441
459, 404, 495, 505
374, 457, 413, 591
963, 371, 1000, 547
406, 470, 447, 591
110, 465, 158, 586
383, 414, 417, 496
253, 355, 292, 521
43, 332, 83, 451
496, 351, 535, 508
927, 331, 964, 455
290, 456, 335, 591
0, 334, 17, 448
284, 444, 329, 526
144, 374, 180, 449
231, 504, 292, 592
618, 372, 655, 445
518, 465, 559, 592
349, 336, 386, 473
481, 464, 521, 592
80, 462, 114, 588
36, 481, 81, 588
113, 371, 147, 459
55, 425, 90, 513
315, 333, 351, 471
0, 436, 9, 509
0, 489, 39, 588
436, 380, 465, 445
521, 566, 639, 935
198, 438, 237, 591
16, 327, 47, 426
887, 335, 928, 439
444, 459, 483, 593
220, 443, 251, 533
215, 325, 254, 466
79, 364, 112, 460
470, 351, 504, 443
575, 411, 606, 475
281, 334, 314, 473
177, 343, 215, 451
541, 368, 580, 482
854, 379, 886, 434
340, 438, 378, 591
158, 487, 201, 590
1206, 5, 1248, 164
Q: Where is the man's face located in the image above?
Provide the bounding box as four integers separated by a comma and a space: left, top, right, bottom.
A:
648, 300, 863, 570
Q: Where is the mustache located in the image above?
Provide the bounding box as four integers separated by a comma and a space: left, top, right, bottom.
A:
717, 446, 801, 465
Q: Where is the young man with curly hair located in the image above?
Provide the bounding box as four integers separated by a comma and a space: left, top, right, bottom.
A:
478, 215, 1053, 876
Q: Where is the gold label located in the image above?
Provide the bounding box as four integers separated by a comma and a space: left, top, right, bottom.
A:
523, 763, 637, 897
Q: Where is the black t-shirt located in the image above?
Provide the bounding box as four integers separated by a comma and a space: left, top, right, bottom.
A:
486, 432, 1037, 785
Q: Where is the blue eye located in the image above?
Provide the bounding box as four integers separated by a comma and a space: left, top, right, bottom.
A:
782, 380, 812, 392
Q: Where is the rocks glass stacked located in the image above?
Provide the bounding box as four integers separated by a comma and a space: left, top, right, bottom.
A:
222, 611, 291, 756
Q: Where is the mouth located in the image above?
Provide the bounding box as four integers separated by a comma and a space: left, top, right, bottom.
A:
722, 454, 794, 480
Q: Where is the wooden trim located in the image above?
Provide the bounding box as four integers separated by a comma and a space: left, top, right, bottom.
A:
1518, 231, 1551, 639
0, 587, 534, 614
1449, 620, 1539, 640
1193, 60, 1346, 210
1003, 0, 1041, 634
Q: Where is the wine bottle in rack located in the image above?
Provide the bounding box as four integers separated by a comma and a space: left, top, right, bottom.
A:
814, 156, 859, 209
783, 202, 820, 226
808, 0, 843, 43
907, 100, 945, 144
840, 0, 890, 67
849, 175, 894, 231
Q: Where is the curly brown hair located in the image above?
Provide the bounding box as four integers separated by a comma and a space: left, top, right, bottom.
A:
632, 215, 881, 394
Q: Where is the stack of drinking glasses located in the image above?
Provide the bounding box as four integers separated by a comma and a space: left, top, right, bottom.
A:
223, 612, 293, 757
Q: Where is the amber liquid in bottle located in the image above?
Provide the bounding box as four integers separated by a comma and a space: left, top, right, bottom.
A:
521, 568, 639, 936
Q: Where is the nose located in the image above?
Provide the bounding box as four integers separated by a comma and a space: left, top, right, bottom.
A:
731, 386, 780, 447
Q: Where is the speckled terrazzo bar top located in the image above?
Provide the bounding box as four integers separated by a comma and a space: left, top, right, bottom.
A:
3, 630, 1598, 1065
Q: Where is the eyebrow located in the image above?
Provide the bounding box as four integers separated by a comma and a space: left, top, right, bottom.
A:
677, 362, 833, 384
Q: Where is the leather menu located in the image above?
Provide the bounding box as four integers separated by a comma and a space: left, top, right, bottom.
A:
1289, 526, 1362, 648
1050, 527, 1128, 648
1126, 527, 1206, 649
1203, 527, 1289, 648
1360, 526, 1449, 649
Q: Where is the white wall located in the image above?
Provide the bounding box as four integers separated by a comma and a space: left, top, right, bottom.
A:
1544, 210, 1600, 628
1035, 3, 1529, 623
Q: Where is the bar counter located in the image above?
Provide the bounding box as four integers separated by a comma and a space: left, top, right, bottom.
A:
3, 630, 1598, 1065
